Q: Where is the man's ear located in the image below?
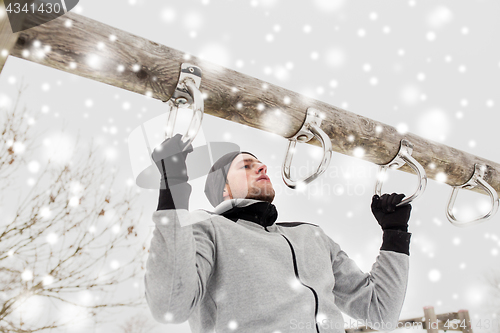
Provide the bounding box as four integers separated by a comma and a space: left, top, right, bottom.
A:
222, 183, 232, 200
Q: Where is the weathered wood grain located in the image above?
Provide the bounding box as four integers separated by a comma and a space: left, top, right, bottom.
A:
0, 0, 27, 74
9, 11, 500, 199
424, 306, 440, 333
457, 310, 473, 333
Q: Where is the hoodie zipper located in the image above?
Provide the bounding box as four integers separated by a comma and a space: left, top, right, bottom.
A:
280, 233, 320, 333
260, 204, 319, 332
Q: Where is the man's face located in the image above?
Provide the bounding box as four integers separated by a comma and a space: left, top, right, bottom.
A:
223, 153, 275, 203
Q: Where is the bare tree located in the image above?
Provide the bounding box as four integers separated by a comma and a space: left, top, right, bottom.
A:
119, 313, 159, 333
0, 86, 149, 332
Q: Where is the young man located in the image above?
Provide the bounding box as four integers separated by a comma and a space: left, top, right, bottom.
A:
145, 134, 412, 333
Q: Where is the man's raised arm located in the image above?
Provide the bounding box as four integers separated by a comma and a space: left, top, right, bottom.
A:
144, 134, 215, 324
329, 193, 412, 330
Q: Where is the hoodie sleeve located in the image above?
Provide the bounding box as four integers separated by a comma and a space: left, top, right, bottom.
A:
328, 230, 411, 331
144, 209, 216, 324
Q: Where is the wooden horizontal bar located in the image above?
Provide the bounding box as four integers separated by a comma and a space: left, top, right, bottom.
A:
8, 11, 500, 199
0, 0, 28, 74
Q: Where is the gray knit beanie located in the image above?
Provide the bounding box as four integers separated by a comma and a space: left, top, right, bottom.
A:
204, 151, 257, 207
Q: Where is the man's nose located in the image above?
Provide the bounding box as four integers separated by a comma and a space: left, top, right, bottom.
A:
256, 163, 267, 174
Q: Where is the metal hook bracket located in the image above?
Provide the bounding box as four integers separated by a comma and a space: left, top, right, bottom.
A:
374, 139, 427, 206
446, 163, 499, 227
282, 108, 333, 189
168, 64, 202, 106
164, 63, 204, 150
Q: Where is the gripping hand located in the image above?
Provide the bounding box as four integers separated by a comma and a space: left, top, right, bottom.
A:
151, 134, 193, 189
371, 193, 411, 232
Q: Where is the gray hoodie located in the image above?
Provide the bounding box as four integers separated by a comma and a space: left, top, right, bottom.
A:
144, 199, 410, 333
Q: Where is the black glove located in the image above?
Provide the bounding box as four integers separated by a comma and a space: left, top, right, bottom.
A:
151, 134, 193, 188
151, 134, 193, 210
371, 193, 411, 232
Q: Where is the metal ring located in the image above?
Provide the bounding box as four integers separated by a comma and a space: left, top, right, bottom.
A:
180, 78, 204, 150
374, 139, 427, 206
446, 164, 499, 227
165, 77, 204, 151
165, 100, 178, 140
282, 108, 333, 189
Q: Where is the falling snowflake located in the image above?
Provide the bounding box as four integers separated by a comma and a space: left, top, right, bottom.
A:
161, 8, 176, 23
400, 85, 421, 105
27, 161, 40, 173
112, 225, 120, 234
69, 196, 80, 207
228, 320, 238, 330
435, 172, 447, 183
46, 233, 58, 244
396, 123, 409, 134
21, 269, 33, 281
353, 147, 365, 158
427, 6, 453, 29
0, 94, 12, 108
199, 44, 231, 67
43, 275, 54, 286
40, 206, 52, 219
110, 260, 120, 269
428, 269, 441, 282
312, 0, 345, 12
334, 185, 345, 195
415, 108, 450, 142
426, 31, 437, 41
86, 54, 102, 69
316, 312, 328, 324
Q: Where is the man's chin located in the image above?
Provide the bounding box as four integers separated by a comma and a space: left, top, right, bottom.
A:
247, 188, 275, 203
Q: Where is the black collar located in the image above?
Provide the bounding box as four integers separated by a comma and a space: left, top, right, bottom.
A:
220, 201, 278, 228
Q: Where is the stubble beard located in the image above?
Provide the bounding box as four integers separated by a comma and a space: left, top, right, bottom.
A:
247, 182, 275, 203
